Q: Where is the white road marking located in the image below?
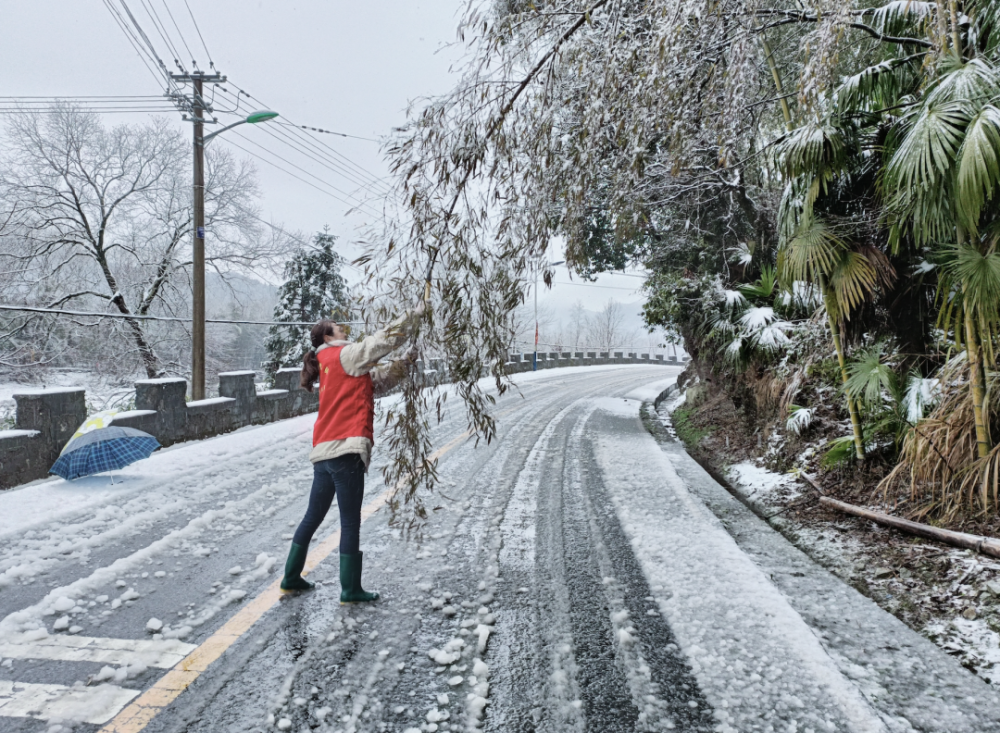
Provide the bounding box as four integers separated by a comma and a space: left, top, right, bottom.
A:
0, 633, 196, 668
0, 680, 139, 724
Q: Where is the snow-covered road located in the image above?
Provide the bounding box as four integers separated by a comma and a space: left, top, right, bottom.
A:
0, 365, 998, 732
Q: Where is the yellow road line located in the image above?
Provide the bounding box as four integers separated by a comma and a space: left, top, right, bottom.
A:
99, 429, 472, 733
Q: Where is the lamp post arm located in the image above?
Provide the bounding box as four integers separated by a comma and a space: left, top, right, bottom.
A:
202, 119, 247, 145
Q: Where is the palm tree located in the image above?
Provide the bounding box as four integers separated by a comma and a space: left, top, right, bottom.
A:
881, 6, 1000, 459
774, 121, 895, 460
778, 216, 888, 460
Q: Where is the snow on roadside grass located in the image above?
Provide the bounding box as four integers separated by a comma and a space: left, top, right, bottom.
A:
727, 461, 800, 504
723, 444, 1000, 687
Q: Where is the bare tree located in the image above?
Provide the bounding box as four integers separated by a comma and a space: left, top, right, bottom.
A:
589, 300, 634, 351
567, 300, 588, 351
0, 107, 292, 378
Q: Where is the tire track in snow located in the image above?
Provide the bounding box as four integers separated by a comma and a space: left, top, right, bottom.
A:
50, 368, 672, 733
486, 372, 675, 732
569, 402, 714, 731
589, 401, 889, 732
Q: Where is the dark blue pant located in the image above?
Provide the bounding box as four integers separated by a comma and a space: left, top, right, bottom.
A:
292, 453, 366, 554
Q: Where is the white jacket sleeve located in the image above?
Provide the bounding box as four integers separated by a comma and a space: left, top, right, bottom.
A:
339, 309, 420, 377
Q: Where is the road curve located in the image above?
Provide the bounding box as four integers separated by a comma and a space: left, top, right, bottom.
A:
1, 365, 998, 733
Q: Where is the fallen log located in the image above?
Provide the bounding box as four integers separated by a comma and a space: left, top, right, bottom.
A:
818, 495, 1000, 560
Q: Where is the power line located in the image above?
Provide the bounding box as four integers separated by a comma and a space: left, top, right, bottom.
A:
543, 280, 642, 291
244, 214, 364, 273
0, 108, 177, 115
210, 87, 392, 196
0, 95, 167, 100
225, 133, 379, 215
119, 0, 173, 79
225, 130, 384, 217
138, 0, 186, 72
101, 0, 170, 87
221, 86, 392, 195
256, 122, 392, 198
158, 0, 197, 69
183, 0, 214, 67
0, 304, 363, 327
280, 122, 379, 143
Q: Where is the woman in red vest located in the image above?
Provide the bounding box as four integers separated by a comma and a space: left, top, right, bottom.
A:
281, 305, 423, 601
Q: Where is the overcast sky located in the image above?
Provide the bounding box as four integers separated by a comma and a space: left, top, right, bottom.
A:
2, 1, 652, 337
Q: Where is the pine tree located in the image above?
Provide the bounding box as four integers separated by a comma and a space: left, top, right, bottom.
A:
264, 229, 349, 380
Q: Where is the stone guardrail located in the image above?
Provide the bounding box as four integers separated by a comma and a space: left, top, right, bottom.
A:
0, 352, 684, 490
0, 368, 314, 491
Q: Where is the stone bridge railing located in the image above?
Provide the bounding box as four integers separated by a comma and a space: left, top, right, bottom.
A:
0, 352, 684, 490
0, 368, 314, 491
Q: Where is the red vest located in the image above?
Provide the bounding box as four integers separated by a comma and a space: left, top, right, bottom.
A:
312, 346, 374, 446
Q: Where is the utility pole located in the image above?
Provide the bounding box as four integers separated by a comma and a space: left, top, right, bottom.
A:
169, 71, 225, 400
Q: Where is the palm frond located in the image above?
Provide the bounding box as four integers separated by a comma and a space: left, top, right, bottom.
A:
778, 216, 847, 287
971, 0, 1000, 58
749, 321, 792, 351
956, 105, 1000, 234
728, 242, 753, 267
869, 1, 938, 37
943, 241, 1000, 330
845, 342, 898, 408
829, 251, 878, 314
738, 306, 778, 330
905, 374, 941, 423
886, 102, 969, 193
836, 54, 925, 111
738, 266, 778, 301
774, 123, 849, 180
708, 310, 739, 338
722, 289, 747, 309
786, 405, 815, 435
777, 175, 824, 242
822, 435, 861, 468
925, 57, 1000, 107
777, 281, 824, 311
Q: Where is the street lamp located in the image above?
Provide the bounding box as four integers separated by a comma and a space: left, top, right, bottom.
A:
534, 259, 564, 371
190, 109, 279, 400
203, 110, 280, 144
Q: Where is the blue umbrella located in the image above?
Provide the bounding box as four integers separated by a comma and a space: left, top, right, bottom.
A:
50, 426, 160, 481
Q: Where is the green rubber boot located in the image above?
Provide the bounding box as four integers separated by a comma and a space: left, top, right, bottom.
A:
280, 543, 315, 593
339, 552, 379, 603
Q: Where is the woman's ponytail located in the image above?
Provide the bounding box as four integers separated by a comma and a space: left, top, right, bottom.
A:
300, 349, 320, 391
300, 319, 337, 391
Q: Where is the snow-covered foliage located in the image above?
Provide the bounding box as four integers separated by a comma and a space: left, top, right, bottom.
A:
263, 230, 350, 379
786, 406, 815, 436
356, 0, 1000, 521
